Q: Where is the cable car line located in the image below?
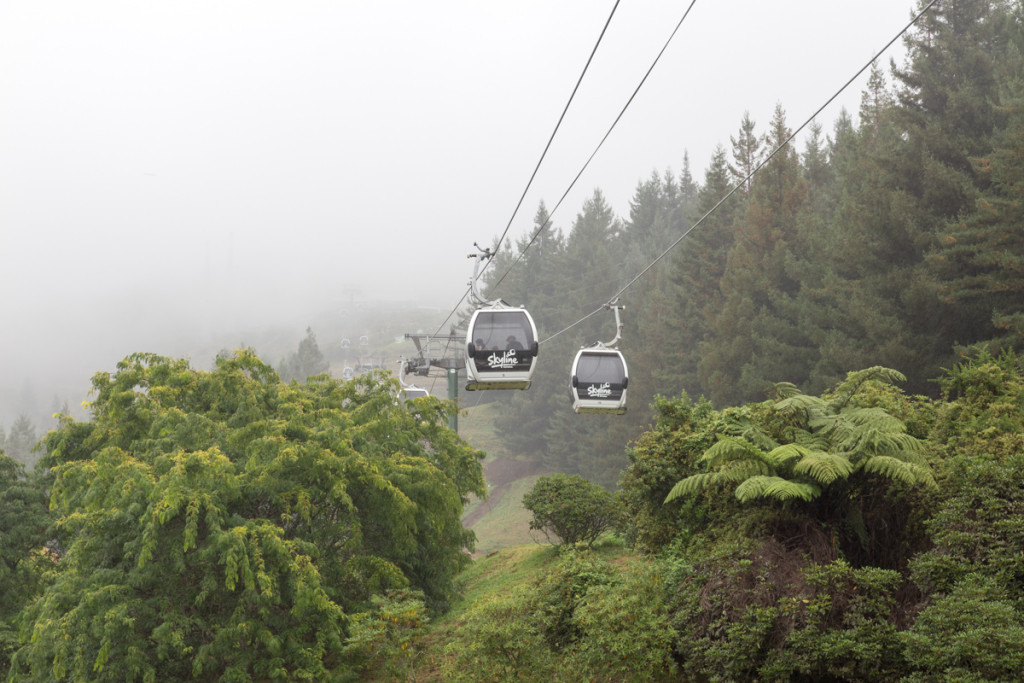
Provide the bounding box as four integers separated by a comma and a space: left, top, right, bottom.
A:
426, 0, 685, 343
417, 0, 618, 350
490, 0, 699, 295
540, 0, 940, 345
484, 0, 623, 278
408, 0, 937, 405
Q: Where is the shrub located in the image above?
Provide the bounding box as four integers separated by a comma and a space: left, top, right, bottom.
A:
777, 560, 908, 681
531, 548, 614, 650
522, 474, 622, 547
569, 559, 678, 681
442, 585, 556, 681
901, 575, 1024, 681
617, 394, 722, 552
343, 589, 429, 680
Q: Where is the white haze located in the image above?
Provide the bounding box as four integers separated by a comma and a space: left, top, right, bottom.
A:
0, 0, 916, 426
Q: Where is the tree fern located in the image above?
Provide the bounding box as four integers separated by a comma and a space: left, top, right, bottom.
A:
765, 443, 812, 467
734, 476, 820, 503
664, 366, 934, 510
717, 459, 775, 483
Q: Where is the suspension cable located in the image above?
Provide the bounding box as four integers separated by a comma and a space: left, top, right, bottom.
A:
540, 0, 940, 344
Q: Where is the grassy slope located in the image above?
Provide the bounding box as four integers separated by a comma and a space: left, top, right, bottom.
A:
457, 402, 542, 555
401, 540, 633, 682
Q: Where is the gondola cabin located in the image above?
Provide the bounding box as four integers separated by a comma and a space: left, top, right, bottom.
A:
570, 348, 628, 414
401, 386, 430, 401
465, 307, 539, 390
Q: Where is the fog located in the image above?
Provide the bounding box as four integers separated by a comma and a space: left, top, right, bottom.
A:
0, 0, 917, 428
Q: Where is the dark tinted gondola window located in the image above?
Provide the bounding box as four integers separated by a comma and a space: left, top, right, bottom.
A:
471, 311, 535, 353
577, 353, 626, 384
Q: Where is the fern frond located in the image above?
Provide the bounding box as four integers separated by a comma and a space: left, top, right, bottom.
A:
765, 443, 810, 467
742, 426, 778, 451
700, 436, 765, 466
664, 473, 717, 503
717, 459, 774, 483
792, 451, 854, 485
859, 455, 935, 488
807, 413, 838, 432
839, 426, 923, 456
793, 429, 830, 451
734, 476, 820, 503
828, 366, 907, 409
773, 381, 802, 399
775, 392, 826, 414
842, 407, 904, 430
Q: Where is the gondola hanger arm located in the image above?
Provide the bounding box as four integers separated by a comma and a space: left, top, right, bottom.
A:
593, 299, 624, 349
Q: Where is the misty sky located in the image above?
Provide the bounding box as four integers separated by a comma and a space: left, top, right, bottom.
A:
1, 0, 919, 418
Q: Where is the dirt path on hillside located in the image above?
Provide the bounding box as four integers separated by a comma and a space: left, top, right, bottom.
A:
461, 456, 542, 528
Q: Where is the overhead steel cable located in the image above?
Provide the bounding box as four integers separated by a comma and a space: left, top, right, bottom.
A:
488, 0, 623, 261
539, 0, 940, 345
426, 0, 623, 339
491, 0, 699, 293
429, 0, 698, 364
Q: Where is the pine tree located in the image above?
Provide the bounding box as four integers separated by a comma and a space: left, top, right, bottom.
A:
700, 105, 811, 406
655, 145, 737, 400
279, 326, 330, 382
4, 415, 39, 468
888, 0, 1017, 377
729, 111, 763, 193
930, 90, 1024, 350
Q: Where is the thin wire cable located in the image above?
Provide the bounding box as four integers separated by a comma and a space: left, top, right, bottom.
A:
486, 0, 622, 271
541, 0, 939, 345
492, 0, 699, 293
426, 0, 622, 341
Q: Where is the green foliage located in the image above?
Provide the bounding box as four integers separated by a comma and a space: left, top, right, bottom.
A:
9, 350, 484, 680
442, 547, 675, 682
664, 368, 936, 566
901, 575, 1024, 683
443, 585, 556, 681
568, 560, 677, 681
659, 537, 913, 682
911, 350, 1024, 596
0, 453, 50, 672
617, 393, 722, 552
421, 348, 1024, 681
668, 537, 787, 681
778, 561, 908, 681
342, 589, 429, 680
910, 451, 1024, 598
531, 547, 615, 650
521, 474, 622, 547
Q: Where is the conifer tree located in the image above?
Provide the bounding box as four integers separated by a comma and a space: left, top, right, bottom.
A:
889, 0, 1013, 361
654, 145, 736, 400
279, 326, 330, 382
729, 111, 763, 193
701, 106, 810, 406
3, 416, 39, 468
930, 93, 1024, 350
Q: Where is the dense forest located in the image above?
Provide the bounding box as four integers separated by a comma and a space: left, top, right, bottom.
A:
3, 0, 1024, 679
477, 0, 1024, 488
